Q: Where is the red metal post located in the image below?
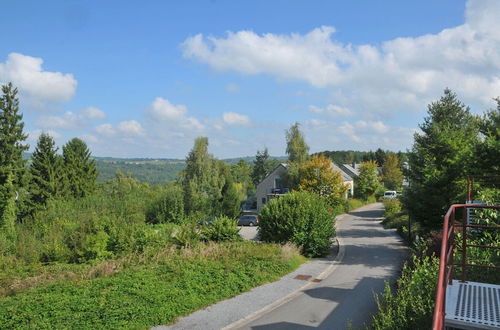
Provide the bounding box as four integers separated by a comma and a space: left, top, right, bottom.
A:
461, 208, 467, 282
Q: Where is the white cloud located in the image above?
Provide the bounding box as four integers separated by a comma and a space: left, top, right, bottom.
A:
36, 107, 106, 130
95, 123, 115, 137
28, 129, 61, 143
117, 120, 144, 136
309, 104, 353, 116
182, 0, 500, 113
0, 53, 77, 104
81, 107, 106, 120
150, 97, 187, 120
222, 112, 251, 126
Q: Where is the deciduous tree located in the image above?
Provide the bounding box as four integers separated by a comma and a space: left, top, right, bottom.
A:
381, 152, 403, 191
355, 160, 381, 200
297, 154, 347, 208
285, 123, 309, 164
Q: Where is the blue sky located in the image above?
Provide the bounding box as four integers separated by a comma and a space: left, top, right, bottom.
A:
1, 0, 499, 159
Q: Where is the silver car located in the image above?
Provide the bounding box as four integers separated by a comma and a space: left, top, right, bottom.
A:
238, 215, 259, 226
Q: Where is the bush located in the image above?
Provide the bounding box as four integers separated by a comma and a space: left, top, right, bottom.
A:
146, 184, 185, 224
372, 255, 438, 330
383, 199, 402, 218
201, 216, 241, 242
258, 191, 335, 257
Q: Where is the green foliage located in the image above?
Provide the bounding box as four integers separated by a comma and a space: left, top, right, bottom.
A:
297, 154, 348, 208
201, 216, 241, 242
252, 148, 273, 186
96, 159, 185, 184
285, 122, 309, 164
383, 199, 402, 219
473, 98, 499, 174
372, 255, 439, 330
146, 183, 185, 224
405, 89, 480, 228
172, 223, 201, 248
63, 138, 98, 198
0, 242, 305, 329
29, 133, 66, 210
0, 83, 29, 222
259, 191, 335, 257
355, 160, 381, 200
381, 152, 403, 190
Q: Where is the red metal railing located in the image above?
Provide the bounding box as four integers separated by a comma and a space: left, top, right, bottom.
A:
432, 204, 500, 330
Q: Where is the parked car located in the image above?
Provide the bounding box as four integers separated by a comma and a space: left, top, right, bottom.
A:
383, 191, 397, 199
238, 215, 259, 226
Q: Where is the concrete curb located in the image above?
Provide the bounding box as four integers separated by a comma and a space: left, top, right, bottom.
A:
221, 213, 349, 330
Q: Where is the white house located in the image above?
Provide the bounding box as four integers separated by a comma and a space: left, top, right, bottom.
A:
256, 163, 289, 211
256, 162, 354, 211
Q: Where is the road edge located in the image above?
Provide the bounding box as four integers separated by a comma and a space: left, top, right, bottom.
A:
221, 213, 349, 330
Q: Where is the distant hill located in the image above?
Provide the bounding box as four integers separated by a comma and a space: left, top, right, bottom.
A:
23, 152, 286, 185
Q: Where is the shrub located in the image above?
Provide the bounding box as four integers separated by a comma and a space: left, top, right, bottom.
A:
146, 184, 185, 224
172, 223, 201, 248
372, 255, 438, 330
383, 198, 402, 219
201, 216, 241, 242
259, 191, 335, 257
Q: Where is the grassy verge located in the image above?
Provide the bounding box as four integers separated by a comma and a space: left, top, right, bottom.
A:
345, 196, 377, 213
0, 241, 305, 329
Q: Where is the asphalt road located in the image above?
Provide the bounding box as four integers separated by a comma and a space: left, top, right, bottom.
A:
235, 203, 408, 330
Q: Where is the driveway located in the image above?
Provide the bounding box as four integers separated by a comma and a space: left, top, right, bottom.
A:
238, 226, 259, 241
234, 202, 408, 329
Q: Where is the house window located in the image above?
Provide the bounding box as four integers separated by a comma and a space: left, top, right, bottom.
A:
274, 177, 282, 189
262, 197, 266, 204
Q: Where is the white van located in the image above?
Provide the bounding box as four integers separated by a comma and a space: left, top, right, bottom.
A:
383, 191, 397, 199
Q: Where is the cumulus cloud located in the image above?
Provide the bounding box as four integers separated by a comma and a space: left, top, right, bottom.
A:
150, 97, 187, 120
0, 53, 77, 104
95, 120, 144, 137
36, 107, 106, 130
222, 112, 251, 126
182, 0, 500, 113
117, 120, 144, 136
309, 104, 353, 116
28, 129, 61, 142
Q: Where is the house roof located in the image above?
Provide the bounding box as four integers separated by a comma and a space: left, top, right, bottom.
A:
341, 164, 360, 177
256, 163, 289, 188
331, 163, 353, 182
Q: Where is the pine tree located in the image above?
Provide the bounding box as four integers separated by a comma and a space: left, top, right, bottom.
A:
405, 89, 479, 228
29, 133, 65, 208
0, 83, 29, 221
285, 122, 309, 164
62, 138, 98, 198
251, 148, 270, 185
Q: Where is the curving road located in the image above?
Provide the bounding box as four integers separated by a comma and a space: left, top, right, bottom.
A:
234, 203, 408, 330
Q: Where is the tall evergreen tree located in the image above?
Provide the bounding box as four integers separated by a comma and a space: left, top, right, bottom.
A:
285, 122, 309, 164
29, 133, 65, 208
0, 83, 29, 221
374, 148, 386, 166
473, 98, 499, 174
251, 148, 270, 185
405, 89, 479, 228
62, 138, 98, 198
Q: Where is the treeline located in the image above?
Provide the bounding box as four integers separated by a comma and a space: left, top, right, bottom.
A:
315, 149, 407, 167
96, 160, 186, 184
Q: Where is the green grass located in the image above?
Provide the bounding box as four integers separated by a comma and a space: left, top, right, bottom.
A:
0, 241, 305, 329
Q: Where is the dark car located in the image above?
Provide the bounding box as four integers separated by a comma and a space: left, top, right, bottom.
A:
237, 215, 259, 226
